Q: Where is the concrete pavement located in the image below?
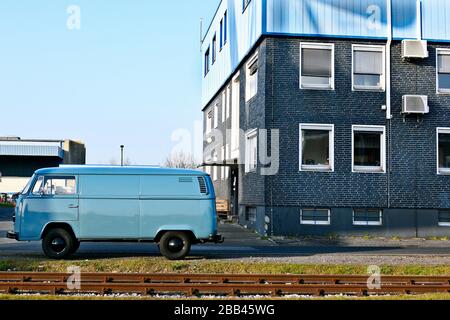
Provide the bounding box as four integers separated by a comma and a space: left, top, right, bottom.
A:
0, 222, 449, 261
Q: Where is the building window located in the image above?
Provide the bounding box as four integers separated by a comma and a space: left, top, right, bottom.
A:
204, 157, 211, 176
231, 73, 240, 158
246, 52, 258, 101
246, 207, 257, 222
214, 103, 219, 129
299, 124, 334, 172
353, 209, 383, 226
300, 43, 334, 90
225, 144, 230, 179
352, 45, 385, 91
206, 111, 213, 135
212, 34, 217, 64
221, 146, 225, 180
437, 49, 450, 93
212, 151, 218, 181
243, 0, 251, 12
204, 47, 210, 76
219, 19, 224, 50
352, 125, 386, 173
226, 85, 231, 119
221, 91, 226, 122
223, 11, 228, 44
300, 209, 331, 225
438, 211, 450, 227
437, 128, 450, 174
245, 129, 257, 173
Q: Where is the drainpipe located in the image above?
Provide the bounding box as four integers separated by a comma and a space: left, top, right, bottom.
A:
416, 0, 422, 40
386, 0, 392, 209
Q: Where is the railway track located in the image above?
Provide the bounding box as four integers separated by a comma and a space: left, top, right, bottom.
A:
0, 272, 448, 296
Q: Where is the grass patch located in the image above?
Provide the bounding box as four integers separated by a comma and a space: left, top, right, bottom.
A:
0, 203, 14, 208
0, 257, 449, 276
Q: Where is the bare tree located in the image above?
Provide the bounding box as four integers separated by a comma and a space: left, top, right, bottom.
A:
164, 151, 200, 169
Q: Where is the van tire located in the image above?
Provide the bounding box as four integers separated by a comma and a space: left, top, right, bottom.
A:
70, 240, 80, 254
42, 228, 75, 259
159, 231, 191, 260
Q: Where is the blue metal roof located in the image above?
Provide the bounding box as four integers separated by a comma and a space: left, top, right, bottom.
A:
35, 166, 207, 176
0, 144, 64, 158
202, 0, 450, 108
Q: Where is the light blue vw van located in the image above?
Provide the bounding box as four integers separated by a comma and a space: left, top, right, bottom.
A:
7, 166, 223, 260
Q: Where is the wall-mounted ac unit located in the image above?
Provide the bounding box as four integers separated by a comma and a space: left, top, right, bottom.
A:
401, 40, 429, 58
402, 95, 429, 114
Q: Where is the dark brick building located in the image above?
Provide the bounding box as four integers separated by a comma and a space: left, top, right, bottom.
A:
201, 0, 450, 237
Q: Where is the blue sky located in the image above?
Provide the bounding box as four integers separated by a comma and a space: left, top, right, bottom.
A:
0, 0, 219, 165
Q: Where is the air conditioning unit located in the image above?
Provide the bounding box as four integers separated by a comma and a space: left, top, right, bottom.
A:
401, 40, 429, 58
402, 95, 429, 114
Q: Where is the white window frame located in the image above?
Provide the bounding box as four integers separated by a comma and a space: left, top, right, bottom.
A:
438, 211, 450, 227
212, 151, 218, 181
214, 103, 219, 129
221, 91, 226, 122
226, 85, 231, 119
245, 52, 258, 102
245, 129, 258, 173
436, 49, 450, 94
204, 156, 212, 176
206, 110, 213, 135
231, 72, 240, 159
300, 42, 335, 90
299, 124, 334, 172
352, 125, 386, 174
352, 44, 385, 92
300, 209, 331, 226
352, 209, 383, 226
221, 146, 225, 180
437, 127, 450, 175
225, 143, 230, 178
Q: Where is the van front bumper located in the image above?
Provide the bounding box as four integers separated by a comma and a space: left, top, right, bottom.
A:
7, 231, 18, 240
208, 234, 224, 243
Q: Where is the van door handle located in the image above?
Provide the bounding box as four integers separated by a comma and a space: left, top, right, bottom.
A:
68, 205, 79, 209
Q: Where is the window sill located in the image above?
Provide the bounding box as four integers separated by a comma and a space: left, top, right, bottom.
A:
300, 221, 331, 226
437, 169, 450, 175
438, 222, 450, 227
437, 90, 450, 95
352, 86, 385, 92
300, 85, 334, 91
353, 166, 385, 174
300, 166, 333, 173
353, 222, 383, 226
245, 94, 257, 103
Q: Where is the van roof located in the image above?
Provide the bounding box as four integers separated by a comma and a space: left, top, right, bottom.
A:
35, 166, 208, 176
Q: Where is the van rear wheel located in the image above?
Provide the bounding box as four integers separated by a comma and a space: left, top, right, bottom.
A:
159, 232, 191, 260
42, 228, 75, 259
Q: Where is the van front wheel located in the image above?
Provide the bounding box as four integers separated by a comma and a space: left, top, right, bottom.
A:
159, 232, 191, 260
42, 228, 75, 259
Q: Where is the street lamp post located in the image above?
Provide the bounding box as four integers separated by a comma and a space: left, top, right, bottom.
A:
120, 145, 124, 166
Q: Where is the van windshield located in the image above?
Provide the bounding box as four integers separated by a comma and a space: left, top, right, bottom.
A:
21, 175, 35, 195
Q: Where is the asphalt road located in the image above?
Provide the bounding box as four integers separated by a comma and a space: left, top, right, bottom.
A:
0, 222, 449, 259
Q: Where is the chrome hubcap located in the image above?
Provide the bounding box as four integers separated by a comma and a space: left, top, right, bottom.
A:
50, 237, 66, 253
168, 238, 184, 253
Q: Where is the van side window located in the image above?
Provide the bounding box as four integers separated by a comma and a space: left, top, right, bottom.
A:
32, 176, 44, 195
41, 176, 77, 196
